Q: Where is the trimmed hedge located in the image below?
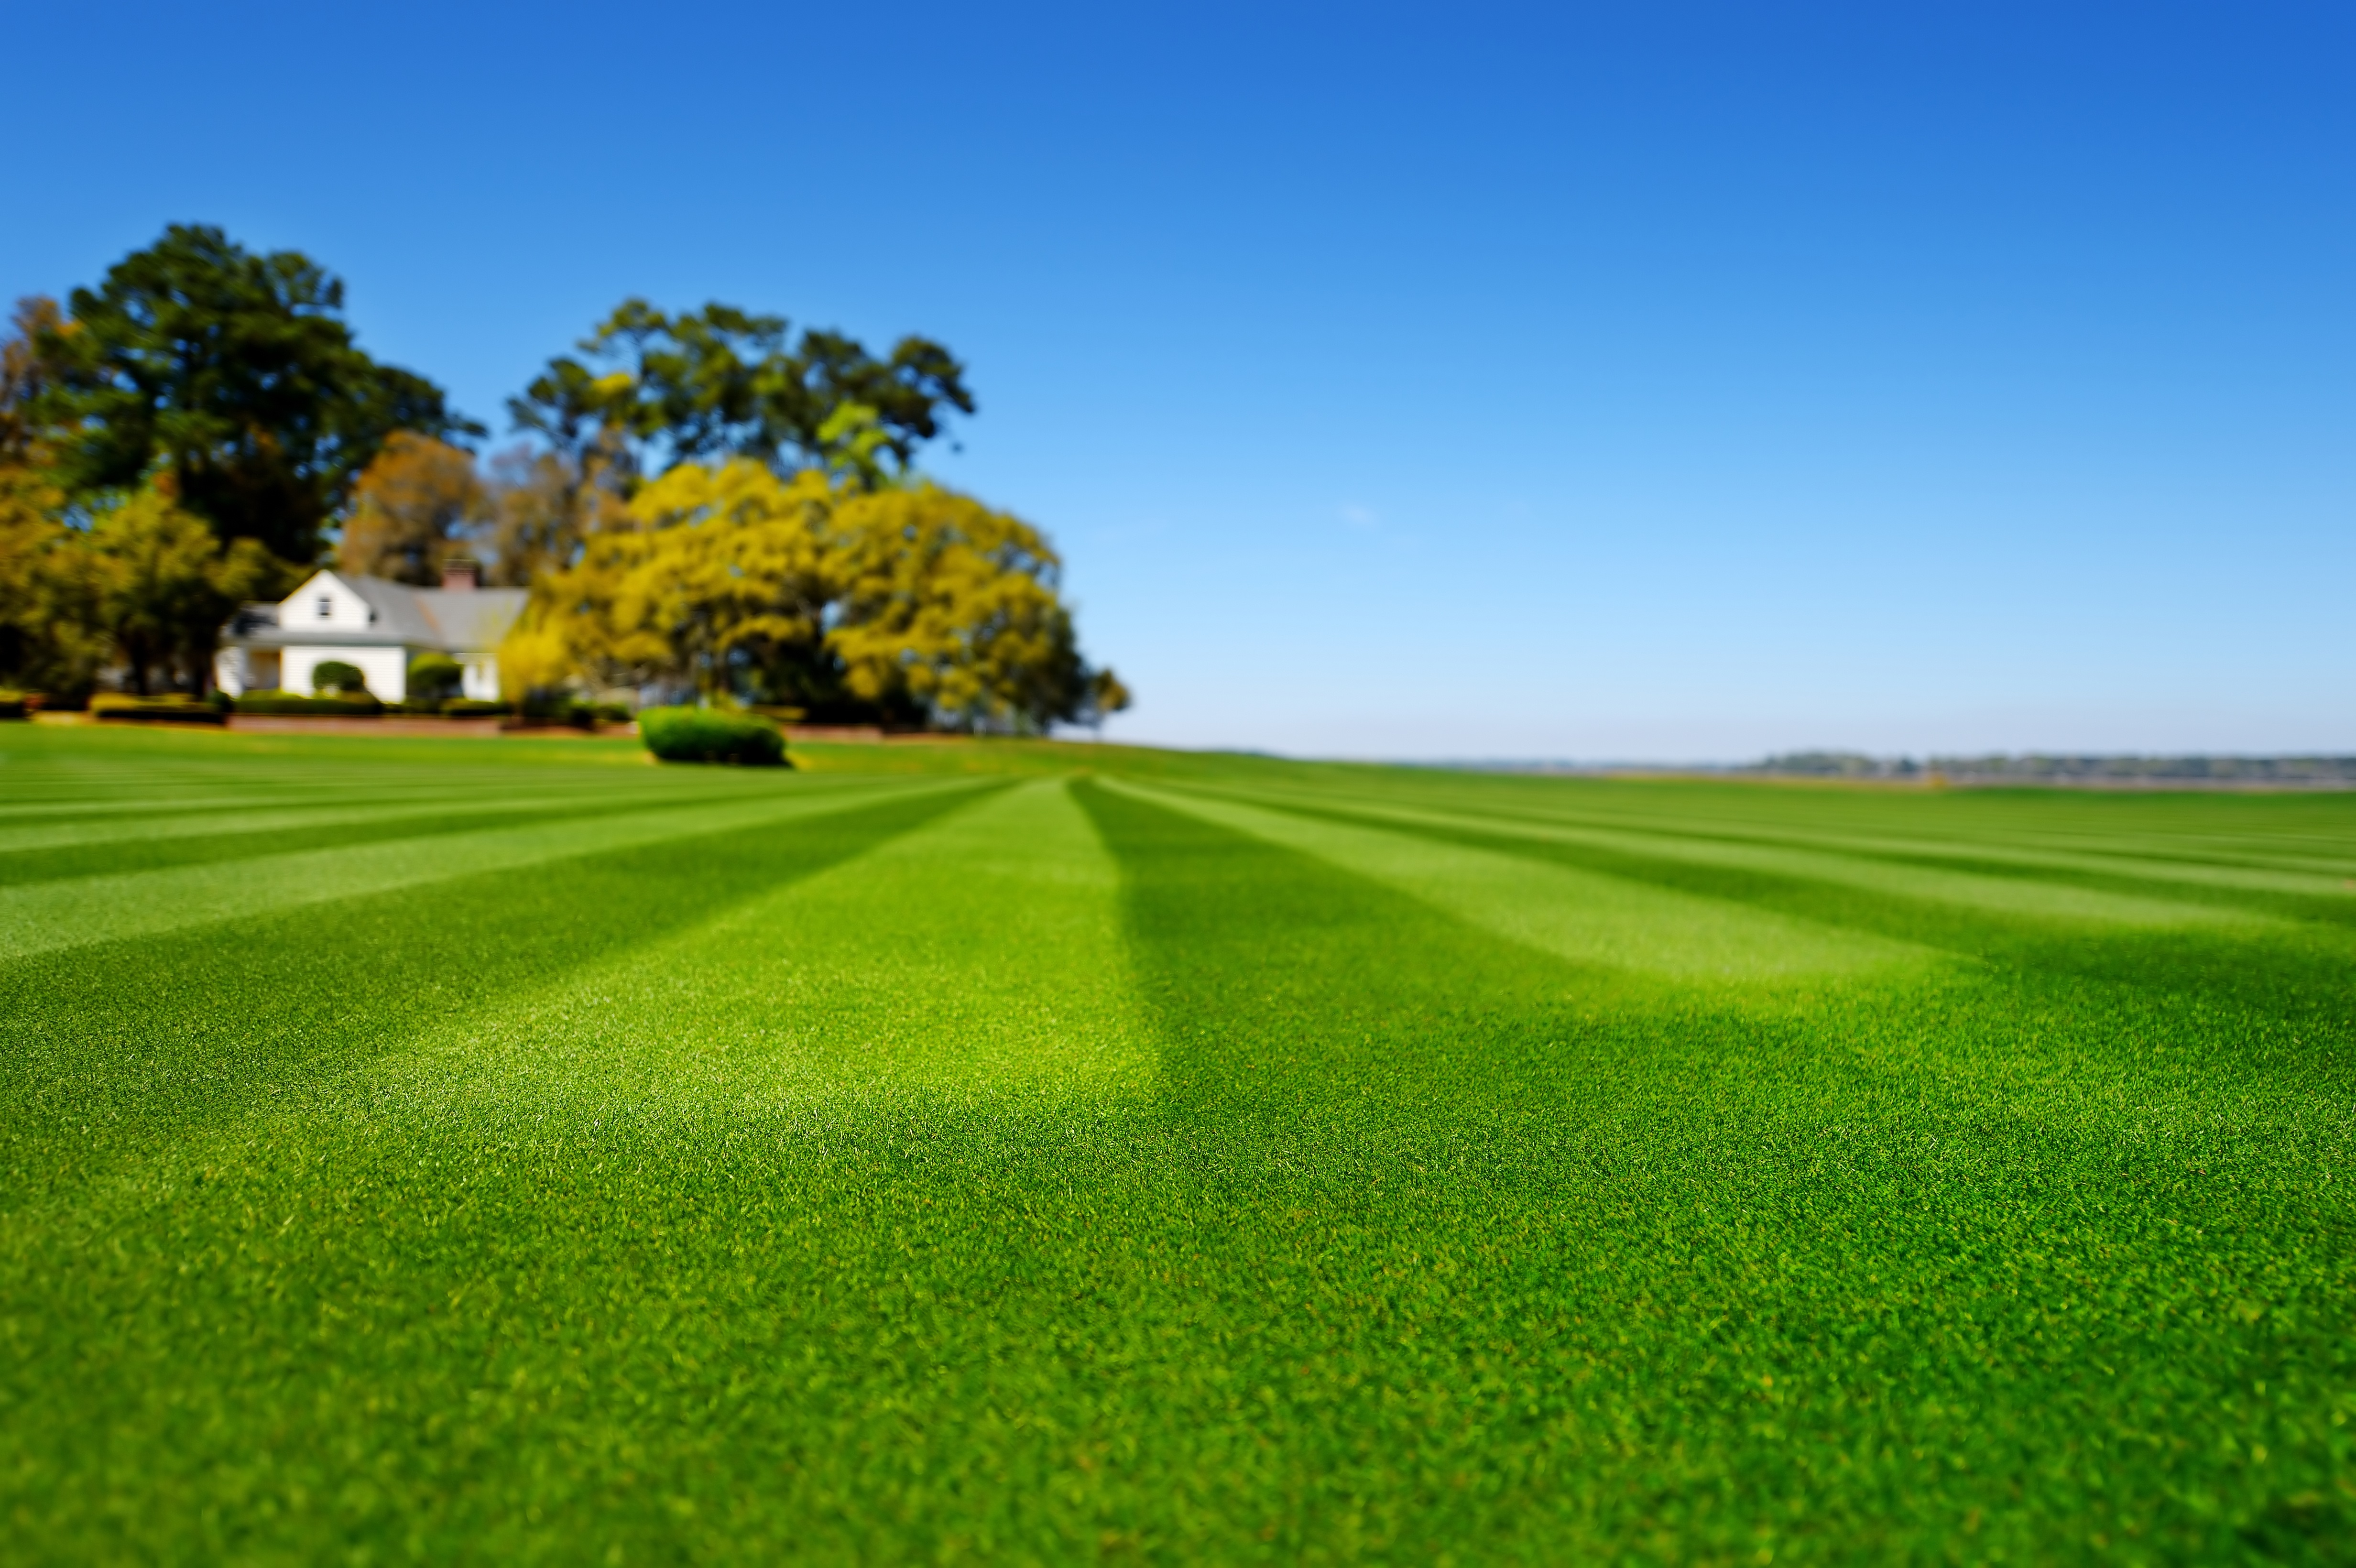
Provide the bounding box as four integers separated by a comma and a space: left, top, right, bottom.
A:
312, 660, 367, 696
0, 691, 26, 720
639, 706, 786, 766
443, 699, 512, 719
407, 653, 463, 700
520, 694, 597, 729
92, 695, 227, 725
233, 692, 385, 716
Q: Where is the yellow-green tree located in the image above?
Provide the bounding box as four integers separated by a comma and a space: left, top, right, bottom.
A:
0, 467, 106, 697
504, 461, 1127, 730
827, 484, 1091, 730
87, 483, 284, 694
506, 461, 831, 700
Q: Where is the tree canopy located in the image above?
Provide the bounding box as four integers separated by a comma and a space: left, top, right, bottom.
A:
27, 225, 474, 561
337, 432, 491, 585
0, 230, 1125, 727
509, 301, 973, 489
505, 461, 1126, 732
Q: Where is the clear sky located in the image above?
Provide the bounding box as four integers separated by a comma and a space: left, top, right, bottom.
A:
6, 1, 2350, 760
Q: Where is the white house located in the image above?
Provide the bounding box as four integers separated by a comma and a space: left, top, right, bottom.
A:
215, 560, 527, 701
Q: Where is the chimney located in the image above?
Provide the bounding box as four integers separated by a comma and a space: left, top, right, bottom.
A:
441, 556, 479, 591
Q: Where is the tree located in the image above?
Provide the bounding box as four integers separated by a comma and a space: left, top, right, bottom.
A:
508, 300, 972, 490
504, 461, 1127, 731
86, 482, 284, 695
480, 444, 598, 586
337, 432, 491, 584
827, 484, 1113, 732
509, 461, 833, 701
29, 225, 477, 562
0, 297, 66, 468
0, 466, 106, 697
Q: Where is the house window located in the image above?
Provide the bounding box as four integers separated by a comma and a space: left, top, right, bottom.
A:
316, 595, 334, 620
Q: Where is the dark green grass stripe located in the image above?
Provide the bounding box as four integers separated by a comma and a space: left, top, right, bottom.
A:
1214, 789, 2356, 1046
1354, 775, 2356, 865
1065, 782, 2356, 1560
0, 783, 996, 1211
1278, 781, 2356, 925
0, 780, 691, 828
0, 792, 750, 886
0, 780, 972, 963
1224, 776, 2356, 897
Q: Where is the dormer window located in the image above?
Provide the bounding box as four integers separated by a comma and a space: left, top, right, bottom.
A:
317, 595, 334, 620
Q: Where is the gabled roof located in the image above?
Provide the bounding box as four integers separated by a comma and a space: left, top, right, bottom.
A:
343, 575, 446, 643
411, 585, 529, 651
227, 571, 528, 653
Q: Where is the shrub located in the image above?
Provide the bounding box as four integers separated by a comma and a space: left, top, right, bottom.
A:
0, 691, 26, 721
312, 660, 367, 696
639, 706, 786, 766
408, 653, 464, 699
443, 698, 511, 719
595, 701, 633, 724
232, 691, 384, 716
521, 692, 596, 729
91, 694, 226, 725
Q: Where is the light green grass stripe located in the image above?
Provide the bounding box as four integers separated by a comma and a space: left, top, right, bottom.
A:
0, 778, 973, 963
1350, 779, 2356, 879
1106, 778, 1923, 982
1311, 788, 2356, 899
0, 783, 625, 824
1183, 779, 2270, 927
1413, 788, 2356, 887
0, 778, 853, 855
360, 778, 1151, 1122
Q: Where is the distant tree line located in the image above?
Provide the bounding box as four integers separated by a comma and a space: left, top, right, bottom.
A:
1746, 751, 2356, 785
0, 225, 1127, 730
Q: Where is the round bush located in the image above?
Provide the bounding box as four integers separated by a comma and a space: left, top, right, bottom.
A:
312, 660, 367, 696
639, 706, 786, 766
408, 653, 463, 699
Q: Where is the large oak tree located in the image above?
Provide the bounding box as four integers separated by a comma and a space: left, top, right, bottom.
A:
32, 225, 475, 561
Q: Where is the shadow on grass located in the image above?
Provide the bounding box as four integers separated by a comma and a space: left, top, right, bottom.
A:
0, 782, 995, 1205
1230, 791, 2356, 1078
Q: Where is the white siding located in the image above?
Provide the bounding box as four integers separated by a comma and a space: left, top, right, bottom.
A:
462, 657, 500, 700
285, 571, 378, 633
283, 646, 409, 700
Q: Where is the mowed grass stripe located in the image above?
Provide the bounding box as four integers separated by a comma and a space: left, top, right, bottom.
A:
0, 784, 996, 1207
1388, 794, 2356, 897
1107, 777, 1923, 981
0, 780, 793, 855
5, 733, 2351, 1561
0, 779, 893, 888
347, 777, 1152, 1128
0, 777, 979, 962
1181, 776, 2270, 928
0, 776, 702, 827
1353, 773, 2356, 877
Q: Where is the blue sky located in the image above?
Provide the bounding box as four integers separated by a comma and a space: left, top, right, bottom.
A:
7, 1, 2350, 758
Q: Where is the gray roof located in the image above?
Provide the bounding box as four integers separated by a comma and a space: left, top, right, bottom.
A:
229, 574, 527, 653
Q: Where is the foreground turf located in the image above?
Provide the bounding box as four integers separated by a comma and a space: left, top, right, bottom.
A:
1, 725, 2351, 1562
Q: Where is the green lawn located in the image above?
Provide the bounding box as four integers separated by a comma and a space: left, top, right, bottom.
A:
2, 724, 2351, 1563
